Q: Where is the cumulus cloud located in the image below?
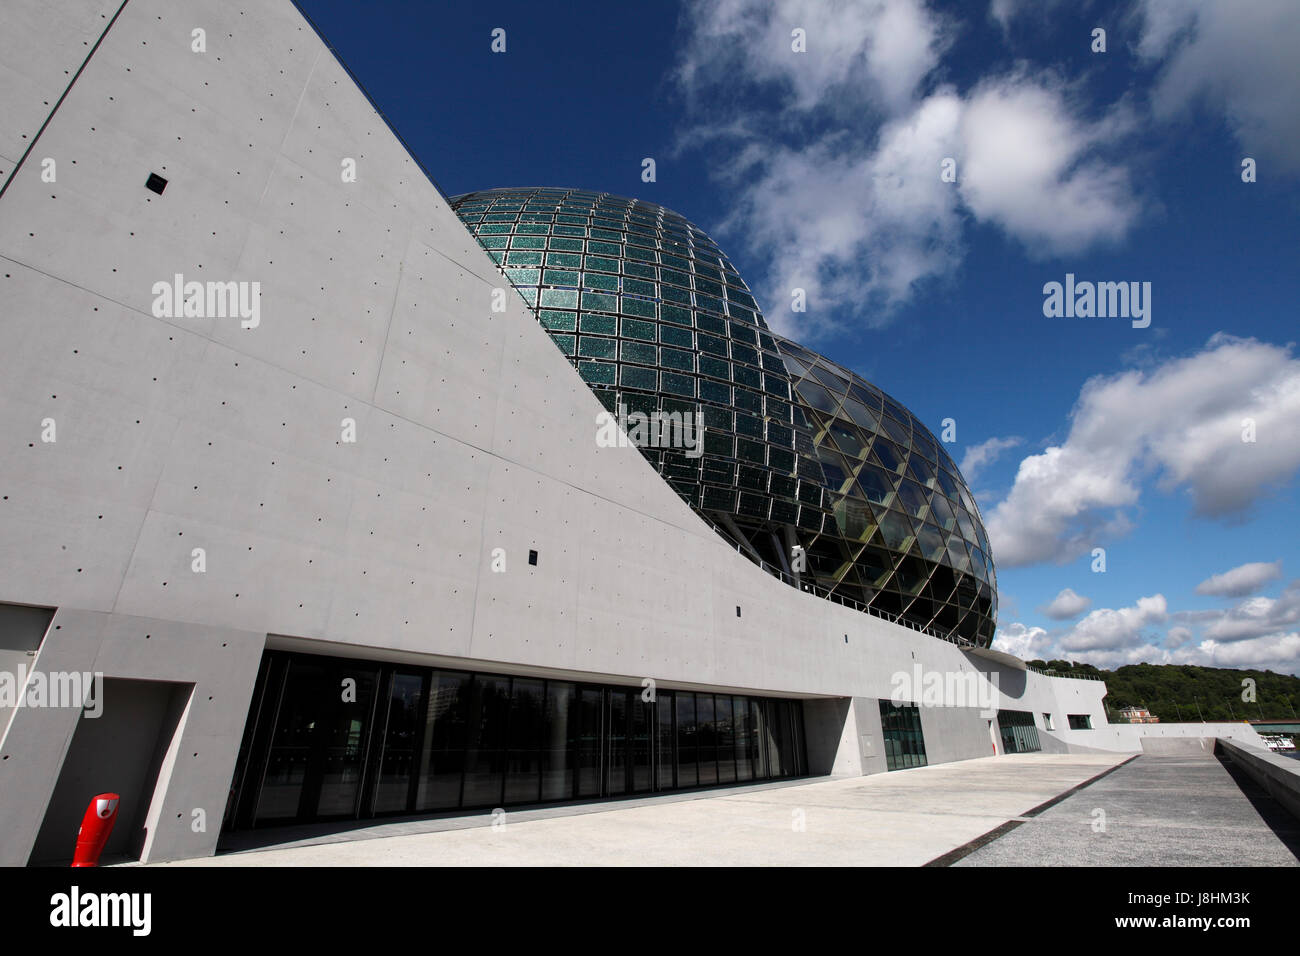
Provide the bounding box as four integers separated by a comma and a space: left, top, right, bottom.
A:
1040, 587, 1092, 620
1200, 580, 1300, 643
710, 93, 965, 335
673, 0, 1141, 332
675, 0, 947, 116
958, 74, 1140, 256
992, 621, 1050, 659
1195, 560, 1283, 598
1059, 594, 1168, 652
986, 335, 1300, 567
959, 436, 1022, 482
1178, 633, 1300, 671
996, 580, 1300, 675
1136, 0, 1300, 175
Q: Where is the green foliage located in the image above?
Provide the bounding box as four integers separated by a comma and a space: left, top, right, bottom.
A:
1024, 661, 1300, 723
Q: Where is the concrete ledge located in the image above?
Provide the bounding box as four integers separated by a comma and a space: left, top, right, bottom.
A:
1216, 738, 1300, 821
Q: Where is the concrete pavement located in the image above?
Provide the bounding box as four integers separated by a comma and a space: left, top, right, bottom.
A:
154, 753, 1133, 866
955, 753, 1300, 866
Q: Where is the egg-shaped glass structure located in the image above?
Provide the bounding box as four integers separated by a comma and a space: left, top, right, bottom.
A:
451, 188, 997, 645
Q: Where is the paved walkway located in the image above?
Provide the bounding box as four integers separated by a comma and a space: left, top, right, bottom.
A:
955, 752, 1300, 866
155, 753, 1131, 867
149, 751, 1299, 867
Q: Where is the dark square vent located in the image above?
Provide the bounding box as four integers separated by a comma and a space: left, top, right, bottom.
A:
145, 172, 168, 195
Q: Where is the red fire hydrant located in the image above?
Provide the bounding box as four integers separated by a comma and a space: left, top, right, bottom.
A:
70, 793, 119, 867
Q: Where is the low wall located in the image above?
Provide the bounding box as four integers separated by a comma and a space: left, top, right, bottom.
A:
1216, 738, 1300, 822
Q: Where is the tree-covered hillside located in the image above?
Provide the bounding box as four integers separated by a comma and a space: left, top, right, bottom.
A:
1025, 661, 1300, 723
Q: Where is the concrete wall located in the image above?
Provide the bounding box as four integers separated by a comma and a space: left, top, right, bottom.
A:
0, 0, 1130, 862
1217, 738, 1300, 821
0, 608, 263, 864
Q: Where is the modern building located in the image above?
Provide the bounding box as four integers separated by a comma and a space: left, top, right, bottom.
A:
1117, 706, 1159, 724
0, 0, 1265, 865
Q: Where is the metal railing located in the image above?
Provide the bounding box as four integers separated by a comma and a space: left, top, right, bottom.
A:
1025, 665, 1105, 682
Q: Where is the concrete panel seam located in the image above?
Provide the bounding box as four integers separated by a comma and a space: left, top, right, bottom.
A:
0, 0, 131, 204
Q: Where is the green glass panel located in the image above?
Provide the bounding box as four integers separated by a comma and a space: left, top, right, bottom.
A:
659, 325, 693, 348
620, 365, 658, 390
579, 313, 618, 335
621, 298, 656, 318
620, 317, 655, 341
578, 336, 616, 359
620, 340, 657, 364
661, 372, 695, 397
578, 361, 616, 385
700, 380, 731, 405
661, 305, 692, 326
581, 292, 616, 312
698, 355, 731, 380
622, 278, 656, 297
539, 288, 578, 308
538, 310, 576, 331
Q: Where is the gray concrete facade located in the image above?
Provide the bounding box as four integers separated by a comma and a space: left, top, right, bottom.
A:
0, 0, 1200, 865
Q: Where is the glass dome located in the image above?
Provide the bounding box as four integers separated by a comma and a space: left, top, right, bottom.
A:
451, 188, 997, 645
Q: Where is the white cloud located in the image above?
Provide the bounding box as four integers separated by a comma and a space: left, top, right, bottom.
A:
673, 1, 1142, 332
1002, 576, 1300, 675
1176, 633, 1300, 672
711, 92, 965, 335
1059, 594, 1168, 652
958, 74, 1140, 256
959, 435, 1022, 482
1201, 580, 1300, 643
986, 335, 1300, 567
988, 0, 1076, 33
1040, 587, 1092, 620
992, 621, 1050, 659
1136, 0, 1300, 175
1195, 560, 1283, 598
675, 0, 947, 116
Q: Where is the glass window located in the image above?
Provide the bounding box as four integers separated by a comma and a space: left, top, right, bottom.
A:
676, 694, 698, 787
697, 694, 717, 785
576, 686, 603, 797
462, 675, 511, 807
716, 696, 737, 783
657, 692, 675, 790
416, 670, 471, 811
620, 340, 657, 365
607, 690, 628, 795
373, 672, 425, 814
541, 682, 576, 801
504, 677, 544, 804
539, 288, 578, 309
620, 365, 657, 391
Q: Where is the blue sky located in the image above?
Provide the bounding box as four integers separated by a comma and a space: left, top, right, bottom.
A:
297, 0, 1300, 674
